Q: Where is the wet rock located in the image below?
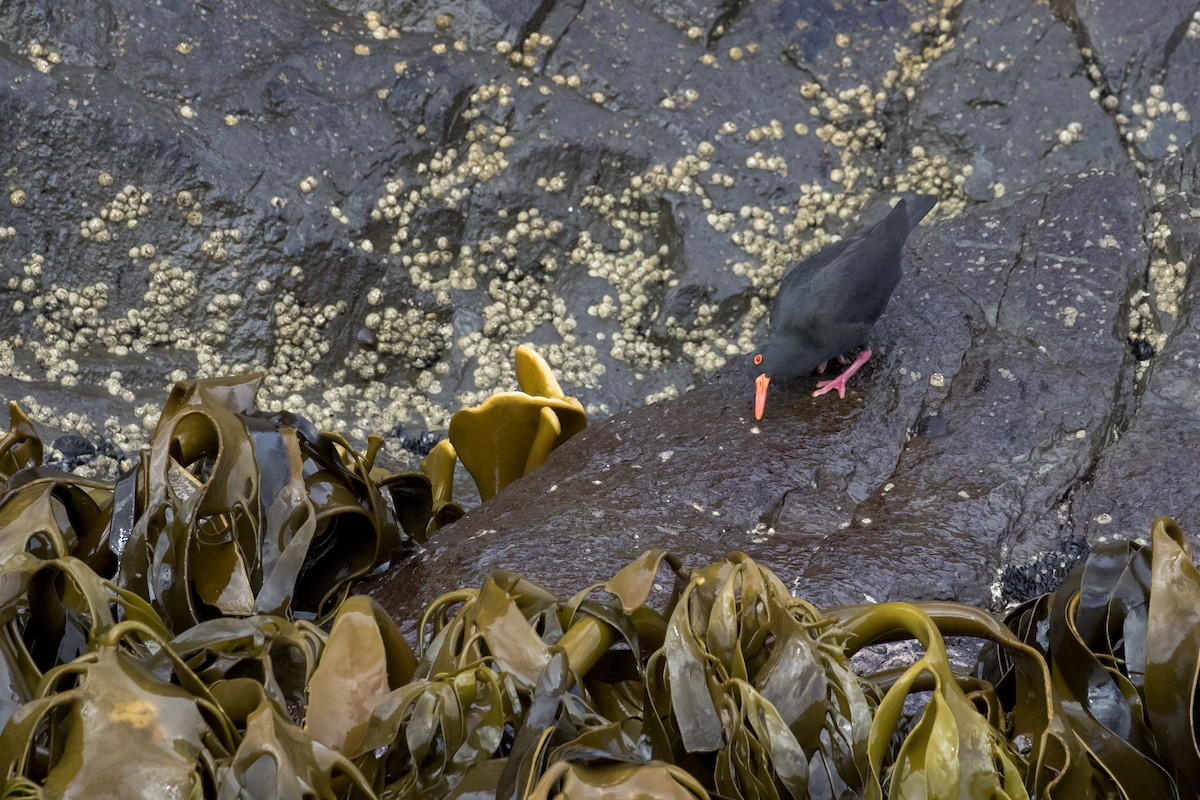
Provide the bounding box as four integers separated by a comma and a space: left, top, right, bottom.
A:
365, 169, 1150, 621
1068, 137, 1200, 544
913, 0, 1134, 195
2, 0, 1197, 621
0, 372, 134, 479
1055, 0, 1200, 166
0, 0, 1159, 458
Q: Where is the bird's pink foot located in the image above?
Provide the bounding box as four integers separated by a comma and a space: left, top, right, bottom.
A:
817, 360, 827, 373
812, 376, 849, 399
813, 347, 873, 399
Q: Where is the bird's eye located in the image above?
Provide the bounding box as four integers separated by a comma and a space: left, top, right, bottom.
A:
754, 354, 763, 365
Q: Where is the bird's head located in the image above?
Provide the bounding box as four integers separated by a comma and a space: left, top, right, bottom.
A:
746, 337, 822, 420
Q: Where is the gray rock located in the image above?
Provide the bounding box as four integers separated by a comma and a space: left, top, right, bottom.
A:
2, 0, 1198, 619
0, 0, 1153, 458
912, 0, 1134, 192
1056, 0, 1200, 166
1068, 140, 1200, 543
364, 168, 1152, 621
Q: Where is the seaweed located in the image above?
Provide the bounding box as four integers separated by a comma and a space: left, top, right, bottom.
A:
449, 345, 587, 501
2, 363, 1200, 798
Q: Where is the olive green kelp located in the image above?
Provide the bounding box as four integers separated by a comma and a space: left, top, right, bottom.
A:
5, 374, 1200, 799
0, 403, 41, 494
110, 374, 403, 630
449, 344, 587, 501
0, 374, 451, 636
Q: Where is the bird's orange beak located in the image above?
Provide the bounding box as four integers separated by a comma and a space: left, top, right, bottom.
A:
754, 373, 770, 420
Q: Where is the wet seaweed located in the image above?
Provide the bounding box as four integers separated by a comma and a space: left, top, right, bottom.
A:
2, 358, 1200, 798
449, 345, 587, 501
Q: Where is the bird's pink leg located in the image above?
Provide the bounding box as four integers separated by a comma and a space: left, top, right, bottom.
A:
813, 348, 873, 399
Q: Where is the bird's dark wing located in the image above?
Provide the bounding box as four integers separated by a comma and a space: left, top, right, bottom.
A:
770, 196, 932, 331
766, 195, 936, 361
817, 202, 909, 326
769, 201, 910, 361
769, 237, 854, 331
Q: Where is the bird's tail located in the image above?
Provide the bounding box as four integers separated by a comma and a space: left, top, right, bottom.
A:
905, 194, 938, 229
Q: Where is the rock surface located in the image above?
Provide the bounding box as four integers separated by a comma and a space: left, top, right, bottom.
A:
366, 167, 1165, 622
2, 1, 1200, 614
1, 0, 1184, 451
1068, 145, 1200, 544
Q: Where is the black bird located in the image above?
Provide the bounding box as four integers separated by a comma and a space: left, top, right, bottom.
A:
750, 195, 937, 420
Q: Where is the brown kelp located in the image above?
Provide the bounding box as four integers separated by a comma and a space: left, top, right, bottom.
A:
109, 374, 412, 629
449, 344, 587, 501
3, 371, 1200, 798
378, 439, 463, 544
